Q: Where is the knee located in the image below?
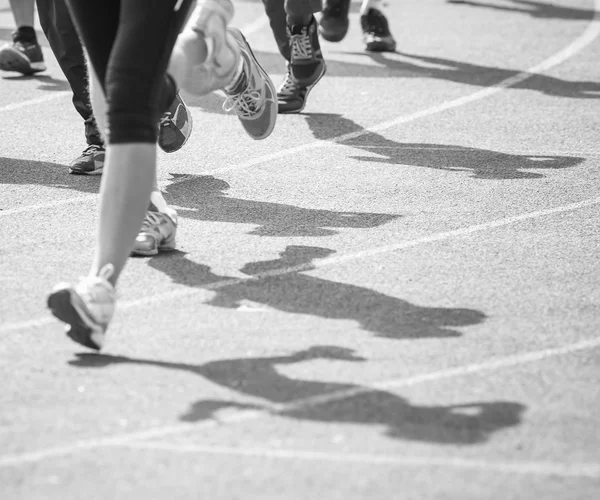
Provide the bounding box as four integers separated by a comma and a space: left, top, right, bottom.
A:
104, 71, 163, 144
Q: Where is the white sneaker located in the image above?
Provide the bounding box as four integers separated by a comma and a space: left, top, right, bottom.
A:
47, 264, 116, 350
132, 210, 178, 257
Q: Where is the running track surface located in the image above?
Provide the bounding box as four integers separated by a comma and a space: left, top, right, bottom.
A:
1, 1, 600, 499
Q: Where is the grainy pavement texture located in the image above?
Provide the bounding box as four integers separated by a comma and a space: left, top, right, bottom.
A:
1, 0, 599, 499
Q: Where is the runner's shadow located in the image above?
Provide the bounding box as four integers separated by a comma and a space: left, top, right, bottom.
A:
148, 246, 485, 340
303, 113, 584, 179
162, 174, 400, 236
355, 51, 600, 99
1, 74, 70, 91
0, 157, 99, 193
71, 347, 525, 444
446, 0, 595, 20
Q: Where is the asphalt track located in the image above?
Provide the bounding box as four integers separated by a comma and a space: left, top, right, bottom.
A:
1, 0, 600, 499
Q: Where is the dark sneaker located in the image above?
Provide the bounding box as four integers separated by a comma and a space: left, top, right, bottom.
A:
158, 92, 193, 153
0, 36, 46, 75
319, 0, 350, 42
361, 8, 397, 52
277, 64, 325, 114
222, 27, 277, 140
288, 16, 326, 87
69, 144, 105, 175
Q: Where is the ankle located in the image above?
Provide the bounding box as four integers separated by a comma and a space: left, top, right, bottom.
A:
13, 26, 37, 44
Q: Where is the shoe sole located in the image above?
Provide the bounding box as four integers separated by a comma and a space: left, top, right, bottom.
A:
69, 166, 104, 176
131, 242, 176, 257
228, 27, 278, 140
0, 48, 45, 75
47, 288, 103, 350
278, 64, 326, 114
365, 40, 397, 52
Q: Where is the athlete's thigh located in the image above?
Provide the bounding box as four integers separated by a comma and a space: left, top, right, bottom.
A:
108, 0, 194, 96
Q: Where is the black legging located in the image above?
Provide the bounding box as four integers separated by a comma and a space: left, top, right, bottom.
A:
64, 0, 194, 144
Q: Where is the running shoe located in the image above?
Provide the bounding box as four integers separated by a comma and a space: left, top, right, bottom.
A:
288, 16, 326, 87
277, 63, 324, 114
0, 34, 46, 75
319, 0, 351, 42
179, 0, 239, 95
69, 144, 105, 175
47, 264, 115, 350
131, 210, 178, 257
158, 91, 193, 153
361, 8, 397, 52
222, 27, 277, 140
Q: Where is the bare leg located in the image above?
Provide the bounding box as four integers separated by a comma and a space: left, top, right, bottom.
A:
87, 68, 156, 285
8, 0, 35, 27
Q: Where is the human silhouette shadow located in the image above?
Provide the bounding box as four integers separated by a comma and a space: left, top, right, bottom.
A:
71, 347, 525, 444
0, 157, 99, 193
359, 51, 600, 99
148, 246, 485, 339
161, 174, 400, 236
304, 113, 584, 179
446, 0, 595, 21
1, 73, 70, 90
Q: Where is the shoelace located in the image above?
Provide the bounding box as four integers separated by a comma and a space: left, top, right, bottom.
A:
81, 144, 102, 156
278, 72, 299, 96
290, 29, 313, 60
223, 86, 264, 118
159, 112, 173, 127
78, 264, 115, 305
140, 211, 165, 235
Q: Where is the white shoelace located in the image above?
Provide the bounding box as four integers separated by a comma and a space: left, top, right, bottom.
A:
291, 29, 313, 60
223, 89, 263, 118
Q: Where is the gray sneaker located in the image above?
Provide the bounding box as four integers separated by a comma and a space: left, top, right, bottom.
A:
222, 27, 277, 140
69, 144, 105, 175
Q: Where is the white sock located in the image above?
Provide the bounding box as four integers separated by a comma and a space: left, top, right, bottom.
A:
360, 0, 386, 15
150, 190, 177, 222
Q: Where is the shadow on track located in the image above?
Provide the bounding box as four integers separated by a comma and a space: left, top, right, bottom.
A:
0, 73, 70, 90
303, 113, 585, 179
0, 157, 99, 194
161, 174, 400, 236
446, 0, 596, 21
147, 246, 485, 340
71, 346, 524, 444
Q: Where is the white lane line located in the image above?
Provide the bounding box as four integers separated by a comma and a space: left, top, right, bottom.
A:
4, 194, 600, 331
2, 2, 598, 216
1, 335, 599, 468
0, 91, 70, 113
122, 442, 600, 478
2, 194, 599, 334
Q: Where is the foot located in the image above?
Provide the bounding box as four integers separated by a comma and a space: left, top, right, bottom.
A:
222, 27, 277, 140
361, 8, 397, 52
132, 210, 178, 257
0, 34, 46, 75
47, 264, 115, 350
177, 0, 240, 95
158, 91, 193, 153
69, 144, 105, 175
288, 16, 326, 87
277, 64, 325, 114
319, 0, 351, 42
